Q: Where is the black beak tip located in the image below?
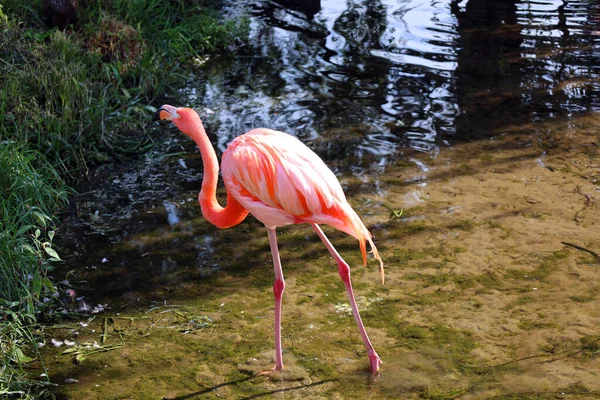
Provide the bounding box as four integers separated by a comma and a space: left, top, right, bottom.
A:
152, 108, 162, 121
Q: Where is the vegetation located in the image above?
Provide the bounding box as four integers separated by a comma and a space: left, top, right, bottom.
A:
0, 0, 248, 180
0, 143, 67, 398
0, 1, 248, 397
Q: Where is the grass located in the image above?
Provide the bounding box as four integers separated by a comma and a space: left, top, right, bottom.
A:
0, 143, 68, 310
0, 1, 249, 397
0, 143, 68, 398
109, 0, 245, 57
0, 0, 249, 181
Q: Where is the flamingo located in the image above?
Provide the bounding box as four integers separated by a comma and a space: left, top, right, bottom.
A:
154, 105, 384, 374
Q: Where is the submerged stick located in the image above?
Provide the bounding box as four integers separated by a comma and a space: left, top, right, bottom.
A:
101, 317, 108, 344
561, 242, 600, 263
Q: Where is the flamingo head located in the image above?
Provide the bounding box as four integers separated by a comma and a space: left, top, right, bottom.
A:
154, 104, 203, 137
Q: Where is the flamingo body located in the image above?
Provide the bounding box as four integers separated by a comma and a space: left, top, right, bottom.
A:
155, 105, 383, 374
222, 128, 379, 266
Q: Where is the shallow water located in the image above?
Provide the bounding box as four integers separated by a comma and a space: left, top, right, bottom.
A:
49, 0, 600, 398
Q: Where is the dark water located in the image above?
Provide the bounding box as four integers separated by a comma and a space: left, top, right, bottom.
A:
60, 0, 600, 308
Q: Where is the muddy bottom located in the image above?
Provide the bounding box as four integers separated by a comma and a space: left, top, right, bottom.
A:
43, 113, 599, 399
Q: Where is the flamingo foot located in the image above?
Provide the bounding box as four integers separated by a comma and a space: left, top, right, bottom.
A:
257, 365, 283, 377
239, 352, 308, 381
369, 351, 382, 375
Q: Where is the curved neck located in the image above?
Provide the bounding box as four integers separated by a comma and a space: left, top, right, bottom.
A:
187, 124, 248, 229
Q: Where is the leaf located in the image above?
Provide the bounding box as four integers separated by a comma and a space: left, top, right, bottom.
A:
35, 229, 41, 239
32, 272, 42, 297
48, 230, 55, 241
21, 244, 36, 255
61, 348, 79, 354
14, 348, 34, 364
44, 247, 62, 260
32, 211, 49, 227
75, 353, 87, 363
42, 277, 56, 292
26, 297, 34, 314
0, 300, 19, 308
16, 224, 34, 236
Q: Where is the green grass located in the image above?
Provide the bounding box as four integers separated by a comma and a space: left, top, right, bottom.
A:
0, 0, 249, 181
0, 143, 67, 310
0, 143, 68, 398
108, 0, 247, 57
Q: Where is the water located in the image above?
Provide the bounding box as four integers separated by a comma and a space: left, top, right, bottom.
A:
63, 0, 599, 294
53, 1, 600, 398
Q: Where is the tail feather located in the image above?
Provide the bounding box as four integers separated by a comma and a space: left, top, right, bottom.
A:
367, 236, 385, 285
348, 207, 385, 285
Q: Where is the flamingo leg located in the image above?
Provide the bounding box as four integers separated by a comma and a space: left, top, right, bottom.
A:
267, 228, 286, 371
312, 224, 381, 374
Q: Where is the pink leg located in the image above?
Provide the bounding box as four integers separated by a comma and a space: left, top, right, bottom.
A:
312, 224, 381, 374
267, 228, 285, 371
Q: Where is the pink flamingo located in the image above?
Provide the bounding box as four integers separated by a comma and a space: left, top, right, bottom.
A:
155, 105, 384, 374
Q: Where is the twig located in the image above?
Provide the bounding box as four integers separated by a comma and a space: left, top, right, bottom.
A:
561, 242, 600, 263
101, 317, 108, 344
573, 186, 596, 222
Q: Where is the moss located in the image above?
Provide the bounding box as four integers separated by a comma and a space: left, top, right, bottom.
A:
448, 219, 476, 232
453, 246, 467, 254
529, 250, 569, 281
580, 335, 600, 360
568, 295, 595, 303
503, 294, 535, 311
420, 261, 446, 269
456, 163, 474, 175
393, 323, 476, 363
479, 153, 494, 164
487, 220, 513, 239
404, 272, 476, 290
295, 296, 312, 306
517, 319, 558, 331
406, 291, 455, 306
399, 325, 428, 340
389, 247, 428, 263
397, 221, 430, 235
361, 298, 401, 329
502, 250, 569, 286
473, 272, 500, 288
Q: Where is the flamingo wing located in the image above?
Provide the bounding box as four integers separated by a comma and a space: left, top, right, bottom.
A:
221, 129, 381, 268
221, 129, 341, 226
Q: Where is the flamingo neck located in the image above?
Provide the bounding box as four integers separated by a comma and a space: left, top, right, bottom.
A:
188, 124, 248, 229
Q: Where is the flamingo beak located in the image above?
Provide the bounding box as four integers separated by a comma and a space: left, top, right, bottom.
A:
153, 104, 180, 121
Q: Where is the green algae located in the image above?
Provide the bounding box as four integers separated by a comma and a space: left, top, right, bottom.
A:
517, 319, 559, 331
447, 219, 476, 232
568, 295, 595, 303
403, 272, 477, 290
501, 250, 571, 289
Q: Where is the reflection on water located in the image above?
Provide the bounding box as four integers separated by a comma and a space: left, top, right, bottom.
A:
205, 0, 599, 162
61, 0, 600, 305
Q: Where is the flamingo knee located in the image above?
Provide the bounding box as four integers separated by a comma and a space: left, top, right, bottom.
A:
337, 261, 351, 285
273, 278, 285, 300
